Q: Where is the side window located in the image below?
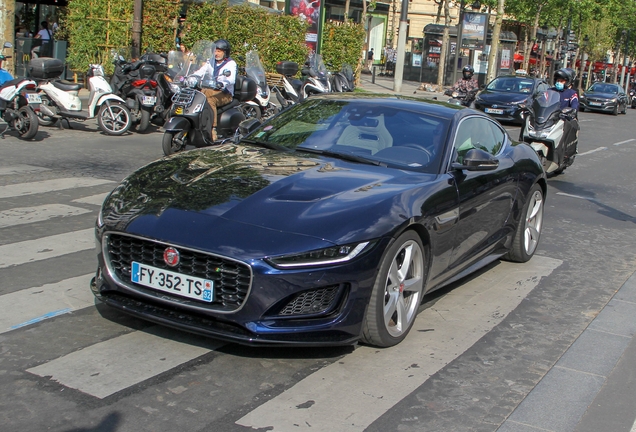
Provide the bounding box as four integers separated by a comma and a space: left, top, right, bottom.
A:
452, 117, 504, 164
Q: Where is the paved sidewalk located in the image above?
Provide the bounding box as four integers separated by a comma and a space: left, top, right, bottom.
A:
357, 71, 444, 100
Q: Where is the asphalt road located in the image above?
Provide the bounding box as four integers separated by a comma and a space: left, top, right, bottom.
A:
0, 99, 635, 432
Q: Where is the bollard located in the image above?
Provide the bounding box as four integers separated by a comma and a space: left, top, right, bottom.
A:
372, 66, 376, 84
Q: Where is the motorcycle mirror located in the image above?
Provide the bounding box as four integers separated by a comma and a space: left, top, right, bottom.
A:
119, 55, 125, 62
4, 42, 13, 49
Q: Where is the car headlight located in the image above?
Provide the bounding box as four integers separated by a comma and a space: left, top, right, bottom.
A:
266, 241, 375, 268
610, 98, 618, 103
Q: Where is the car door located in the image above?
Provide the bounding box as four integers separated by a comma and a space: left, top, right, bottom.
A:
446, 116, 518, 273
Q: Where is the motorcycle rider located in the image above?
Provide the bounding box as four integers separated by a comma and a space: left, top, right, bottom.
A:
191, 39, 237, 140
452, 65, 479, 93
552, 68, 579, 111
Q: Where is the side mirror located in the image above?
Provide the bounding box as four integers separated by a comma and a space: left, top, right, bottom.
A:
238, 118, 261, 136
451, 148, 499, 171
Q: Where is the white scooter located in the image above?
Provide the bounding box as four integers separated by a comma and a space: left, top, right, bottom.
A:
519, 89, 579, 175
242, 50, 278, 120
301, 52, 331, 99
36, 62, 132, 135
0, 42, 39, 140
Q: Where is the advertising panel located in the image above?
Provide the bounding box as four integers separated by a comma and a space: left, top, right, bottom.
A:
287, 0, 324, 52
461, 13, 487, 50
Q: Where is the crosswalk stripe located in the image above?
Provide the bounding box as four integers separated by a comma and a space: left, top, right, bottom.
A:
0, 164, 51, 176
72, 193, 109, 207
0, 228, 94, 269
236, 255, 562, 432
0, 204, 92, 229
0, 274, 95, 334
0, 177, 114, 199
27, 325, 221, 399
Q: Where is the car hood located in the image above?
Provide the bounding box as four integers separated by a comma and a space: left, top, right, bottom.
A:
583, 92, 618, 99
102, 144, 435, 258
477, 91, 529, 104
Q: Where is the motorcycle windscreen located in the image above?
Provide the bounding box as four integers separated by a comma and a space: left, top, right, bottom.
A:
532, 90, 561, 123
245, 51, 268, 90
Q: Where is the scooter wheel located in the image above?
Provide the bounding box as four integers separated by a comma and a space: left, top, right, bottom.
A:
98, 103, 132, 136
242, 104, 262, 120
162, 131, 186, 156
37, 95, 56, 127
15, 106, 39, 140
135, 108, 151, 133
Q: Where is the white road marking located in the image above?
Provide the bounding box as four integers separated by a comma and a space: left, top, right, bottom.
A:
556, 192, 596, 202
0, 274, 95, 334
0, 164, 51, 176
578, 147, 607, 156
613, 139, 636, 146
0, 204, 92, 229
0, 177, 114, 199
0, 228, 94, 269
27, 326, 222, 399
72, 193, 109, 207
579, 119, 593, 122
236, 255, 562, 432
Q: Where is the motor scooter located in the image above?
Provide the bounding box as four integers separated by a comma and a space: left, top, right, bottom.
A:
161, 41, 257, 156
0, 42, 39, 139
444, 88, 479, 107
270, 60, 302, 109
330, 63, 355, 92
301, 53, 331, 98
519, 89, 579, 175
242, 50, 278, 120
35, 61, 132, 135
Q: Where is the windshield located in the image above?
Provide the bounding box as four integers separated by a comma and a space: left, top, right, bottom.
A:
486, 77, 535, 94
308, 53, 328, 79
342, 64, 354, 82
167, 50, 188, 81
588, 83, 618, 94
243, 98, 449, 173
245, 50, 267, 90
531, 90, 561, 123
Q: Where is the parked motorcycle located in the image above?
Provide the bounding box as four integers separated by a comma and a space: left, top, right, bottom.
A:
301, 52, 331, 98
35, 61, 132, 135
242, 50, 278, 120
111, 50, 170, 132
270, 60, 303, 109
161, 41, 257, 156
0, 42, 40, 139
330, 63, 355, 92
519, 89, 579, 175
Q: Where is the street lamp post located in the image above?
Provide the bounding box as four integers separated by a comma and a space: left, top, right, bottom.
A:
579, 35, 588, 90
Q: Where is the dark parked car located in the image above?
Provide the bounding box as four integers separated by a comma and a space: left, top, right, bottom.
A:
474, 75, 550, 124
91, 94, 547, 348
580, 82, 628, 115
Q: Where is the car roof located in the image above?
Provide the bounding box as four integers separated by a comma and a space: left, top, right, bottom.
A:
310, 93, 480, 122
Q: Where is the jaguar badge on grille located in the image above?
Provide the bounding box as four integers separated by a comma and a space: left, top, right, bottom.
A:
163, 247, 180, 267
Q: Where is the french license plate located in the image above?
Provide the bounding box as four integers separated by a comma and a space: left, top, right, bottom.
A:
142, 96, 157, 106
131, 261, 213, 302
26, 93, 42, 104
485, 108, 504, 115
589, 102, 602, 106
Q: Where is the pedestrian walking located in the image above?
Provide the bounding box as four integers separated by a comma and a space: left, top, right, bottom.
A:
367, 48, 374, 70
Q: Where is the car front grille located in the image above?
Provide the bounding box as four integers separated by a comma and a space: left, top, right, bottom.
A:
105, 233, 251, 311
278, 285, 342, 316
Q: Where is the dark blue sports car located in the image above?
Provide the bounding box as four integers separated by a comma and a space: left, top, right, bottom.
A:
91, 94, 547, 347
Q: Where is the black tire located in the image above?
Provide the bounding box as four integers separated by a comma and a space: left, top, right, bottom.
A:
36, 95, 56, 126
361, 231, 427, 347
14, 106, 39, 139
242, 104, 262, 120
612, 104, 619, 116
503, 184, 544, 263
136, 108, 151, 133
97, 102, 132, 136
579, 106, 585, 112
622, 103, 627, 114
162, 131, 187, 156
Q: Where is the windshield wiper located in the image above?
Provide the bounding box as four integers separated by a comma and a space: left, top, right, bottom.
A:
296, 147, 386, 166
241, 138, 288, 151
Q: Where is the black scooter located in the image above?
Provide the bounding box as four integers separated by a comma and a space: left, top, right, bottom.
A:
111, 52, 169, 133
330, 63, 355, 92
161, 74, 257, 156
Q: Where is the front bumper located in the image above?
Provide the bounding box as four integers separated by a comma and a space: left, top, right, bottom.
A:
91, 235, 390, 347
580, 100, 617, 112
474, 103, 523, 124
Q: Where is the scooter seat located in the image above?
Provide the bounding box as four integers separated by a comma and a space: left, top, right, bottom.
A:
52, 80, 83, 91
217, 98, 239, 115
